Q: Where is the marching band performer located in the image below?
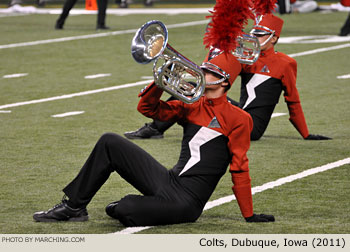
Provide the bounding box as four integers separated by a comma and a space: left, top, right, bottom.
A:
33, 51, 274, 226
55, 0, 109, 30
238, 13, 330, 140
125, 13, 331, 141
33, 1, 275, 226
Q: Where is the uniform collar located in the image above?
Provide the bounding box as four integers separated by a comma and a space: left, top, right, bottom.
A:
260, 47, 275, 57
203, 93, 227, 105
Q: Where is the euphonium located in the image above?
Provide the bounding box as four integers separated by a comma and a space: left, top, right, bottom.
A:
233, 33, 260, 65
205, 34, 260, 67
204, 22, 260, 65
131, 20, 206, 104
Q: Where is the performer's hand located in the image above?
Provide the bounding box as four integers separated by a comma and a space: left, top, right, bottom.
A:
245, 214, 275, 223
304, 134, 332, 140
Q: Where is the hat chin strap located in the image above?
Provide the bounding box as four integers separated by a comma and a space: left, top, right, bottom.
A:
258, 33, 275, 47
201, 62, 230, 86
206, 78, 227, 86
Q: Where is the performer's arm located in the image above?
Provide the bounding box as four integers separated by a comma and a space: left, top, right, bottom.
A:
228, 113, 275, 222
231, 171, 253, 218
137, 82, 185, 122
287, 102, 309, 138
281, 58, 309, 138
228, 112, 253, 218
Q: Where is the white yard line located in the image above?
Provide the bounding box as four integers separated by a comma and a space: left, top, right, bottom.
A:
271, 113, 287, 118
114, 157, 350, 234
0, 12, 29, 18
288, 43, 350, 58
0, 26, 347, 51
0, 20, 208, 50
337, 74, 350, 79
0, 80, 150, 110
3, 73, 28, 78
0, 110, 11, 113
51, 111, 85, 118
279, 35, 350, 44
141, 76, 154, 80
0, 29, 138, 50
85, 73, 111, 79
0, 7, 212, 16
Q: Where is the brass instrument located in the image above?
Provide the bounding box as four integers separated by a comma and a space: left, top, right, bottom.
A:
233, 33, 260, 65
131, 20, 206, 104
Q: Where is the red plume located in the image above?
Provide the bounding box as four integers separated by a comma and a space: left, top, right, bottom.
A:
253, 0, 277, 15
203, 0, 253, 52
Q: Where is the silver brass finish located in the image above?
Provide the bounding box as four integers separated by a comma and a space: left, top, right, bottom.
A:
131, 20, 205, 104
233, 34, 261, 65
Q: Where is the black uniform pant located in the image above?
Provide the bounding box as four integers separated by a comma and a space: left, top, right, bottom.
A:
340, 13, 350, 36
244, 105, 276, 141
63, 133, 208, 226
56, 0, 108, 27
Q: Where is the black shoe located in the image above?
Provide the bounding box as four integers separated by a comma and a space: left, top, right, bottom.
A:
96, 25, 110, 30
36, 0, 45, 7
124, 123, 163, 139
8, 0, 22, 7
144, 0, 153, 6
55, 22, 63, 30
33, 199, 88, 222
119, 1, 128, 8
105, 201, 119, 219
339, 30, 350, 36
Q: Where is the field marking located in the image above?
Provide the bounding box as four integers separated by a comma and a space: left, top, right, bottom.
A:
0, 12, 29, 18
0, 80, 150, 110
85, 73, 111, 79
3, 73, 28, 78
114, 157, 350, 234
279, 35, 350, 44
271, 113, 287, 118
0, 43, 349, 110
0, 29, 138, 50
0, 6, 212, 16
0, 110, 11, 113
1, 17, 347, 51
51, 111, 85, 118
288, 43, 350, 58
0, 20, 208, 50
337, 74, 350, 79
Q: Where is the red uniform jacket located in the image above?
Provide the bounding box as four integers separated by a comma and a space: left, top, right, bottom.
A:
241, 47, 309, 138
137, 82, 254, 218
